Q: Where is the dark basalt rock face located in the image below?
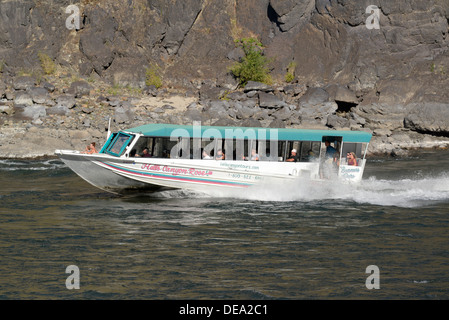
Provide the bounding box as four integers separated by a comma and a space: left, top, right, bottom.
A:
1, 0, 449, 154
1, 0, 447, 91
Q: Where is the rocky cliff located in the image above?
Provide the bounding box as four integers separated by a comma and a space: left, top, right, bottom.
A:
1, 0, 449, 157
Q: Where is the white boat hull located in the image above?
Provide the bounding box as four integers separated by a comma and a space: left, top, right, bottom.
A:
55, 149, 328, 195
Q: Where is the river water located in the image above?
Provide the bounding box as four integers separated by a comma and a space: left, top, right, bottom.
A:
1, 150, 449, 300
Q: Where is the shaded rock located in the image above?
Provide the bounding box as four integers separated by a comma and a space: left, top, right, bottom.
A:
41, 81, 55, 93
13, 76, 35, 91
404, 103, 449, 135
47, 105, 71, 116
0, 105, 12, 115
78, 6, 118, 76
349, 111, 366, 126
186, 102, 199, 109
326, 114, 350, 129
246, 90, 259, 99
199, 84, 226, 101
5, 91, 15, 101
355, 103, 407, 130
226, 91, 247, 101
268, 119, 286, 128
14, 92, 33, 106
243, 81, 273, 93
283, 84, 305, 97
206, 100, 231, 117
227, 47, 245, 61
114, 105, 135, 124
326, 84, 358, 105
373, 128, 392, 137
0, 81, 6, 98
298, 87, 329, 107
107, 97, 121, 107
212, 118, 238, 126
269, 0, 315, 32
68, 80, 94, 98
240, 98, 258, 108
234, 102, 257, 120
271, 107, 293, 121
300, 101, 338, 118
183, 109, 203, 122
253, 109, 271, 122
28, 87, 52, 105
21, 105, 47, 120
258, 92, 284, 108
241, 118, 262, 127
143, 85, 158, 97
55, 95, 76, 109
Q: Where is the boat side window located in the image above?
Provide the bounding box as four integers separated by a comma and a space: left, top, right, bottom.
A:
152, 137, 177, 158
299, 141, 321, 162
278, 141, 287, 161
285, 141, 300, 162
131, 137, 154, 157
100, 133, 117, 154
200, 138, 216, 159
191, 138, 201, 159
341, 142, 364, 165
105, 132, 134, 157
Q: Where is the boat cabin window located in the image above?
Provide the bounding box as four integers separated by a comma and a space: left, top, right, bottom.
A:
283, 141, 321, 162
104, 132, 135, 157
152, 137, 177, 158
341, 142, 368, 165
322, 136, 342, 160
131, 137, 155, 157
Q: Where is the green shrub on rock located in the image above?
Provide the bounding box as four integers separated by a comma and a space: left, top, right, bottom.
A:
230, 37, 272, 87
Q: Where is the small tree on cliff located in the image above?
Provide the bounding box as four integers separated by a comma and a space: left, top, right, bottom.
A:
230, 37, 272, 87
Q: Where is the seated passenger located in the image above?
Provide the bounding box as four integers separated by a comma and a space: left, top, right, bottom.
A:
129, 149, 137, 157
141, 147, 152, 157
82, 142, 98, 154
346, 152, 358, 166
215, 149, 225, 160
202, 149, 212, 160
286, 149, 299, 162
306, 150, 317, 162
243, 149, 259, 161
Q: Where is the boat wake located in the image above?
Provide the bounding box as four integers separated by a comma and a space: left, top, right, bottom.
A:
0, 159, 66, 171
253, 174, 449, 207
149, 173, 449, 208
3, 159, 448, 207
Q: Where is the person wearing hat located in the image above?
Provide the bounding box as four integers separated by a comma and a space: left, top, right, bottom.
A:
286, 148, 299, 162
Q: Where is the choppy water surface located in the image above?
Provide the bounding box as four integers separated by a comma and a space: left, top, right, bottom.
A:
1, 151, 449, 299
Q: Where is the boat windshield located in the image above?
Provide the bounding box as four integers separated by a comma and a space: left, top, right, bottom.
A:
102, 132, 135, 157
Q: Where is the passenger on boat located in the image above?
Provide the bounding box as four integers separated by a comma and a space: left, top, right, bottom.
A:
129, 149, 137, 157
202, 149, 212, 160
243, 149, 259, 161
141, 147, 152, 157
306, 150, 317, 162
346, 152, 358, 166
286, 149, 299, 162
82, 142, 98, 154
325, 141, 337, 158
215, 149, 225, 160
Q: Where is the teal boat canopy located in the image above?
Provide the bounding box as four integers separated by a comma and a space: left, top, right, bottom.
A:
125, 123, 372, 143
